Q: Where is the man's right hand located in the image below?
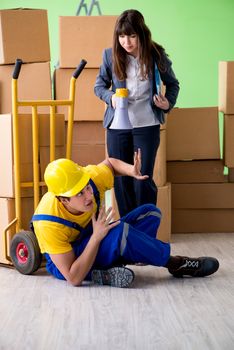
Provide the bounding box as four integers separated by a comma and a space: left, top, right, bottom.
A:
92, 206, 119, 241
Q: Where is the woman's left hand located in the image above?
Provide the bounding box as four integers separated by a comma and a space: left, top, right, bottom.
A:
153, 93, 170, 110
132, 148, 149, 180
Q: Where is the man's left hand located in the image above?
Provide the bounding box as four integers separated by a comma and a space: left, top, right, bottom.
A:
132, 148, 149, 180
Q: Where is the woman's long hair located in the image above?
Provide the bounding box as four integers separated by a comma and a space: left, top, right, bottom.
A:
112, 9, 167, 81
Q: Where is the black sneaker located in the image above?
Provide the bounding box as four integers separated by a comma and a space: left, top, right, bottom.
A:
91, 266, 135, 288
168, 256, 219, 278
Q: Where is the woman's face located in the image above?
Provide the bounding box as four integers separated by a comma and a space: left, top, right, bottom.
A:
118, 34, 139, 57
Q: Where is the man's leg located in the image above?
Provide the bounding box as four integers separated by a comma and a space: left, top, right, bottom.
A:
120, 220, 171, 266
119, 205, 219, 277
121, 203, 162, 238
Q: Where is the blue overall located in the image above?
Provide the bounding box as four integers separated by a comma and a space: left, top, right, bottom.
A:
32, 183, 170, 281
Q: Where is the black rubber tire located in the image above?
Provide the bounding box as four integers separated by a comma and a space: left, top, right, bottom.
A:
10, 231, 42, 275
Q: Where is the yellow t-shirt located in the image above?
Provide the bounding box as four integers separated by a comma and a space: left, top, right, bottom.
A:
33, 163, 114, 254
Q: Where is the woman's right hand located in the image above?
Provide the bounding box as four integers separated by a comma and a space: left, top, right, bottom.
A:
92, 206, 119, 242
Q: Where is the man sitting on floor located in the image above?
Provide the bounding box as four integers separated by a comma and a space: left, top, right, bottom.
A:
32, 150, 219, 287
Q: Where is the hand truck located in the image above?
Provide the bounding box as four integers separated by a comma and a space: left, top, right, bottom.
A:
1, 58, 87, 275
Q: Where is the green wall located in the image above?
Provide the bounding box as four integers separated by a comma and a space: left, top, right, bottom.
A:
1, 0, 234, 108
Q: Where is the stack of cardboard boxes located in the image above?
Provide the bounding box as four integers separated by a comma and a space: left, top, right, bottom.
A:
55, 15, 118, 165
152, 123, 171, 242
0, 8, 65, 264
219, 61, 234, 182
166, 106, 233, 233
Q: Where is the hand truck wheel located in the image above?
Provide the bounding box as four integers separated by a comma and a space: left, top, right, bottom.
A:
10, 230, 42, 275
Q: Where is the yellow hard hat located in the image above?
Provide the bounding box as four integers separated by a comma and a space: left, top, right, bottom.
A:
44, 158, 90, 197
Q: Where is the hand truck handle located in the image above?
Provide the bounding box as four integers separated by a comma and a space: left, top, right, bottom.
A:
73, 59, 87, 79
13, 58, 23, 79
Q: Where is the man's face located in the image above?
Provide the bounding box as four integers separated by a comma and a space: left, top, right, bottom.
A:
65, 183, 94, 214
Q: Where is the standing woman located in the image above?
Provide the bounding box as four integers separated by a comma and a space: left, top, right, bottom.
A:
94, 9, 179, 217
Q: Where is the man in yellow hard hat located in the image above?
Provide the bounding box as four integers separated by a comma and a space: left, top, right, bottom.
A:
32, 150, 219, 288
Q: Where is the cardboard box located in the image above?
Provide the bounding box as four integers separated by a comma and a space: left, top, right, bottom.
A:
54, 68, 104, 121
228, 168, 234, 182
172, 208, 234, 233
171, 182, 234, 232
66, 121, 105, 168
39, 114, 65, 146
0, 113, 65, 198
40, 146, 65, 180
153, 129, 166, 187
59, 16, 117, 68
0, 197, 34, 265
0, 114, 33, 197
166, 107, 220, 160
0, 8, 50, 64
160, 114, 167, 130
167, 160, 227, 183
223, 115, 234, 167
71, 144, 105, 166
69, 121, 105, 144
219, 61, 234, 114
0, 62, 52, 114
172, 183, 234, 209
157, 183, 171, 242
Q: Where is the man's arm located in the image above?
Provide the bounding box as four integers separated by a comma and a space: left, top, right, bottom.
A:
49, 235, 101, 286
49, 207, 119, 286
101, 148, 149, 180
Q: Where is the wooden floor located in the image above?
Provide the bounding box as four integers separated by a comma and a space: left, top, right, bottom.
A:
0, 233, 234, 350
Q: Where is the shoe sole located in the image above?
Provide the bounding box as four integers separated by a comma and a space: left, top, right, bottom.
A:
91, 266, 135, 288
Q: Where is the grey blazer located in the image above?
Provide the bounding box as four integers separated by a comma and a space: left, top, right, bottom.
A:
94, 48, 180, 128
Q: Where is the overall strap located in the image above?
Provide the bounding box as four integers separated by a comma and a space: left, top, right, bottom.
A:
31, 214, 83, 231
